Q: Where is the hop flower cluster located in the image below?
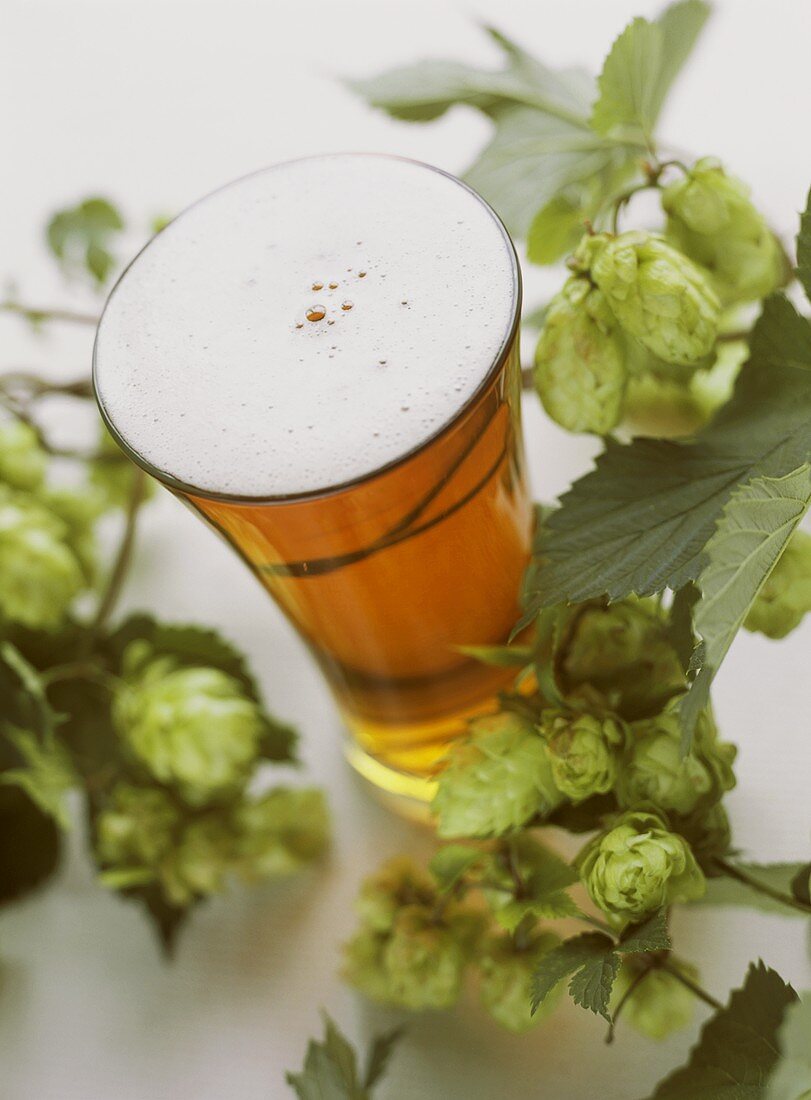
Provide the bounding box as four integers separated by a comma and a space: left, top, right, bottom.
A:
342, 857, 560, 1030
0, 421, 99, 630
534, 158, 782, 436
96, 640, 328, 907
744, 530, 811, 640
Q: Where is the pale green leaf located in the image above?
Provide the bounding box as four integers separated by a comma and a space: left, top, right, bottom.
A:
527, 195, 586, 264
680, 465, 811, 740
1, 725, 76, 830
591, 1, 710, 142
768, 997, 811, 1100
697, 863, 808, 917
797, 185, 811, 302
429, 844, 484, 891
645, 962, 798, 1099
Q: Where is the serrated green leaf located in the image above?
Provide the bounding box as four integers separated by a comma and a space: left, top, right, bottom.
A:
429, 845, 484, 891
645, 962, 797, 1099
464, 106, 639, 236
618, 910, 671, 954
680, 465, 811, 742
489, 841, 579, 931
0, 642, 62, 738
531, 931, 618, 1020
591, 1, 710, 143
46, 196, 124, 286
696, 863, 809, 917
348, 24, 593, 124
1, 725, 77, 830
363, 1027, 404, 1092
524, 294, 811, 611
768, 996, 811, 1100
797, 185, 811, 302
287, 1014, 383, 1099
790, 864, 811, 906
527, 195, 586, 264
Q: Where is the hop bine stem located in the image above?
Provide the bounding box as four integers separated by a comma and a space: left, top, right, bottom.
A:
0, 300, 100, 327
712, 856, 811, 916
659, 959, 723, 1011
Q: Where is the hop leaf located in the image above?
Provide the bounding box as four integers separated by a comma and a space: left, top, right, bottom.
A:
576, 809, 706, 923
540, 708, 627, 803
0, 485, 86, 630
0, 420, 47, 491
1, 725, 77, 830
533, 277, 627, 434
744, 529, 811, 639
479, 931, 562, 1032
46, 196, 124, 286
662, 158, 787, 305
611, 958, 698, 1039
574, 230, 721, 365
112, 641, 268, 806
432, 712, 563, 838
618, 706, 736, 816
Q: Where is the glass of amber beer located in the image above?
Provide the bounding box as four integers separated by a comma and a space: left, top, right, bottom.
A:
94, 154, 531, 805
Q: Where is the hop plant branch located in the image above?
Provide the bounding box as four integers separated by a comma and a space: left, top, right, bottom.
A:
712, 856, 811, 917
0, 300, 100, 326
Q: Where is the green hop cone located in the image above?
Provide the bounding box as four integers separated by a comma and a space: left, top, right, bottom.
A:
558, 599, 685, 720
232, 787, 328, 880
611, 958, 697, 1039
478, 931, 562, 1032
113, 642, 266, 806
354, 856, 437, 933
540, 709, 626, 803
95, 783, 234, 907
618, 707, 736, 816
576, 809, 706, 923
574, 231, 720, 366
0, 421, 47, 491
0, 485, 85, 629
533, 277, 627, 434
432, 712, 563, 838
744, 531, 811, 639
662, 158, 786, 305
381, 906, 469, 1010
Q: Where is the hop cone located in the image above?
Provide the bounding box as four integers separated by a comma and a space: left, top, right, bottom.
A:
540, 709, 627, 803
113, 642, 266, 805
575, 231, 720, 366
381, 907, 469, 1010
354, 856, 437, 933
558, 599, 685, 720
618, 707, 736, 816
663, 158, 785, 305
0, 484, 85, 629
0, 420, 47, 491
432, 712, 563, 838
744, 531, 811, 639
577, 809, 706, 922
95, 783, 234, 907
232, 787, 329, 880
611, 958, 698, 1039
478, 931, 562, 1032
533, 277, 627, 434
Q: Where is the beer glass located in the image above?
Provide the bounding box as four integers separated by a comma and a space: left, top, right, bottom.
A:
94, 154, 531, 805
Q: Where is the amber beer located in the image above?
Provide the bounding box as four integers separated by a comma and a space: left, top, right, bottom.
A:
94, 154, 532, 803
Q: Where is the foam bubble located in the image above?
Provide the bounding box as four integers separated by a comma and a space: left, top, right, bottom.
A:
94, 154, 518, 498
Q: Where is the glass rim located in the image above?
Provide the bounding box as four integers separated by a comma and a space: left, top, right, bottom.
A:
93, 152, 523, 506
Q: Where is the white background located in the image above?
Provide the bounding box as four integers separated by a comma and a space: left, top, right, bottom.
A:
1, 2, 810, 1097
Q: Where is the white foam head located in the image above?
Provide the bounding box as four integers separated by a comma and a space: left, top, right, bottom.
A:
94, 154, 519, 499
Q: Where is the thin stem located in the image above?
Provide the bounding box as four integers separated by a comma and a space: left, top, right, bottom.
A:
713, 857, 811, 916
660, 959, 723, 1011
0, 398, 126, 463
85, 467, 147, 645
577, 912, 615, 936
0, 301, 99, 327
606, 963, 651, 1044
0, 371, 94, 399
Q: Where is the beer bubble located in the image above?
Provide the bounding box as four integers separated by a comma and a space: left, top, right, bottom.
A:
328, 282, 338, 289
358, 271, 367, 278
306, 305, 326, 322
311, 281, 323, 291
341, 301, 353, 311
